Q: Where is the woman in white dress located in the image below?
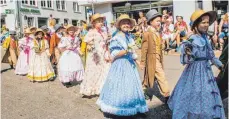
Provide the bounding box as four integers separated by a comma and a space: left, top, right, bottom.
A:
58, 25, 84, 87
80, 13, 111, 97
27, 29, 55, 82
15, 28, 33, 75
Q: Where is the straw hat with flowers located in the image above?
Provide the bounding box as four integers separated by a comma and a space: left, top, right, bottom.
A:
190, 9, 217, 30
116, 14, 135, 29
29, 26, 37, 31
66, 24, 77, 32
34, 28, 45, 36
90, 13, 105, 23
24, 28, 32, 34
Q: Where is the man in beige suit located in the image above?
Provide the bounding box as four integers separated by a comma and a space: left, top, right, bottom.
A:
140, 9, 170, 102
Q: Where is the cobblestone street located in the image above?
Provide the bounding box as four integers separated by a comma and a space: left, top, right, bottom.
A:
1, 48, 228, 119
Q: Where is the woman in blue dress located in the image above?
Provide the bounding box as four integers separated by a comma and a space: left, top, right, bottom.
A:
96, 14, 148, 116
168, 10, 226, 119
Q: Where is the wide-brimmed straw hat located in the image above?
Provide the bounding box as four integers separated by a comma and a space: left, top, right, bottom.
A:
116, 14, 135, 29
66, 24, 77, 32
29, 26, 37, 31
34, 28, 45, 36
146, 9, 162, 25
24, 28, 32, 34
190, 9, 217, 30
91, 13, 105, 23
110, 21, 115, 24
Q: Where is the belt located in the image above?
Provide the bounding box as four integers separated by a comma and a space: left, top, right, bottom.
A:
194, 57, 209, 61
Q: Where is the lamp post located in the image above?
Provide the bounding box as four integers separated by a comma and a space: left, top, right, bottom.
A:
16, 0, 22, 38
90, 0, 95, 15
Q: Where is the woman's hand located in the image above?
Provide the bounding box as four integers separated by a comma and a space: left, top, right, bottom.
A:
87, 45, 93, 51
59, 48, 66, 52
185, 47, 192, 55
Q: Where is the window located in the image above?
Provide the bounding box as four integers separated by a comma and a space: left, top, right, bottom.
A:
0, 0, 6, 5
38, 18, 48, 28
73, 2, 81, 12
56, 0, 60, 10
72, 20, 78, 26
41, 0, 53, 9
57, 0, 66, 11
64, 19, 68, 24
27, 17, 34, 27
55, 18, 59, 24
22, 0, 37, 6
196, 0, 203, 9
61, 0, 65, 10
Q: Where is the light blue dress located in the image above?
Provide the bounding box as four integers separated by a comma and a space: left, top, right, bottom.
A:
168, 34, 226, 119
96, 32, 148, 116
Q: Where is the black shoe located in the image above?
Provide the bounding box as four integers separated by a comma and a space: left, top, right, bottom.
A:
10, 65, 14, 69
136, 113, 147, 118
49, 77, 55, 81
144, 89, 152, 101
63, 82, 71, 88
165, 96, 170, 104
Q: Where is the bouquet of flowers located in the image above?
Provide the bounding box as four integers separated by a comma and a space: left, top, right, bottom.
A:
87, 40, 95, 52
127, 43, 138, 60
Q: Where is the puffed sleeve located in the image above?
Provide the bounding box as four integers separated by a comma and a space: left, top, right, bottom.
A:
84, 30, 94, 43
180, 40, 196, 65
18, 38, 24, 46
109, 37, 122, 59
44, 40, 49, 49
44, 40, 51, 56
58, 37, 67, 48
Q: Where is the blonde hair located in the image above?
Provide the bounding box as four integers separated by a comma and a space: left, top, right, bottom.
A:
223, 13, 228, 22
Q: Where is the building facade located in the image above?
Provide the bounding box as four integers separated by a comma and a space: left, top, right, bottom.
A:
79, 0, 228, 28
1, 0, 86, 32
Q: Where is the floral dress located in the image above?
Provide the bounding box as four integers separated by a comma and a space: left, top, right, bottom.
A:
80, 29, 110, 96
168, 34, 226, 119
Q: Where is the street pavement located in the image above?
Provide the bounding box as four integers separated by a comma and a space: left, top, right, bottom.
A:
1, 48, 228, 119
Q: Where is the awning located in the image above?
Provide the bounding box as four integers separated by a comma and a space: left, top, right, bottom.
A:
78, 0, 126, 6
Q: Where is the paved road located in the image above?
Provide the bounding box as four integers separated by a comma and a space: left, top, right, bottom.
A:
1, 48, 228, 119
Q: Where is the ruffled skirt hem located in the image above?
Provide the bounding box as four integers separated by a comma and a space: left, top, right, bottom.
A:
96, 99, 148, 116
27, 72, 55, 82
59, 70, 84, 83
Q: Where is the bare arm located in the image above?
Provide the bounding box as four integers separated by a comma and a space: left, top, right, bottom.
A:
214, 21, 218, 35
218, 19, 223, 33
